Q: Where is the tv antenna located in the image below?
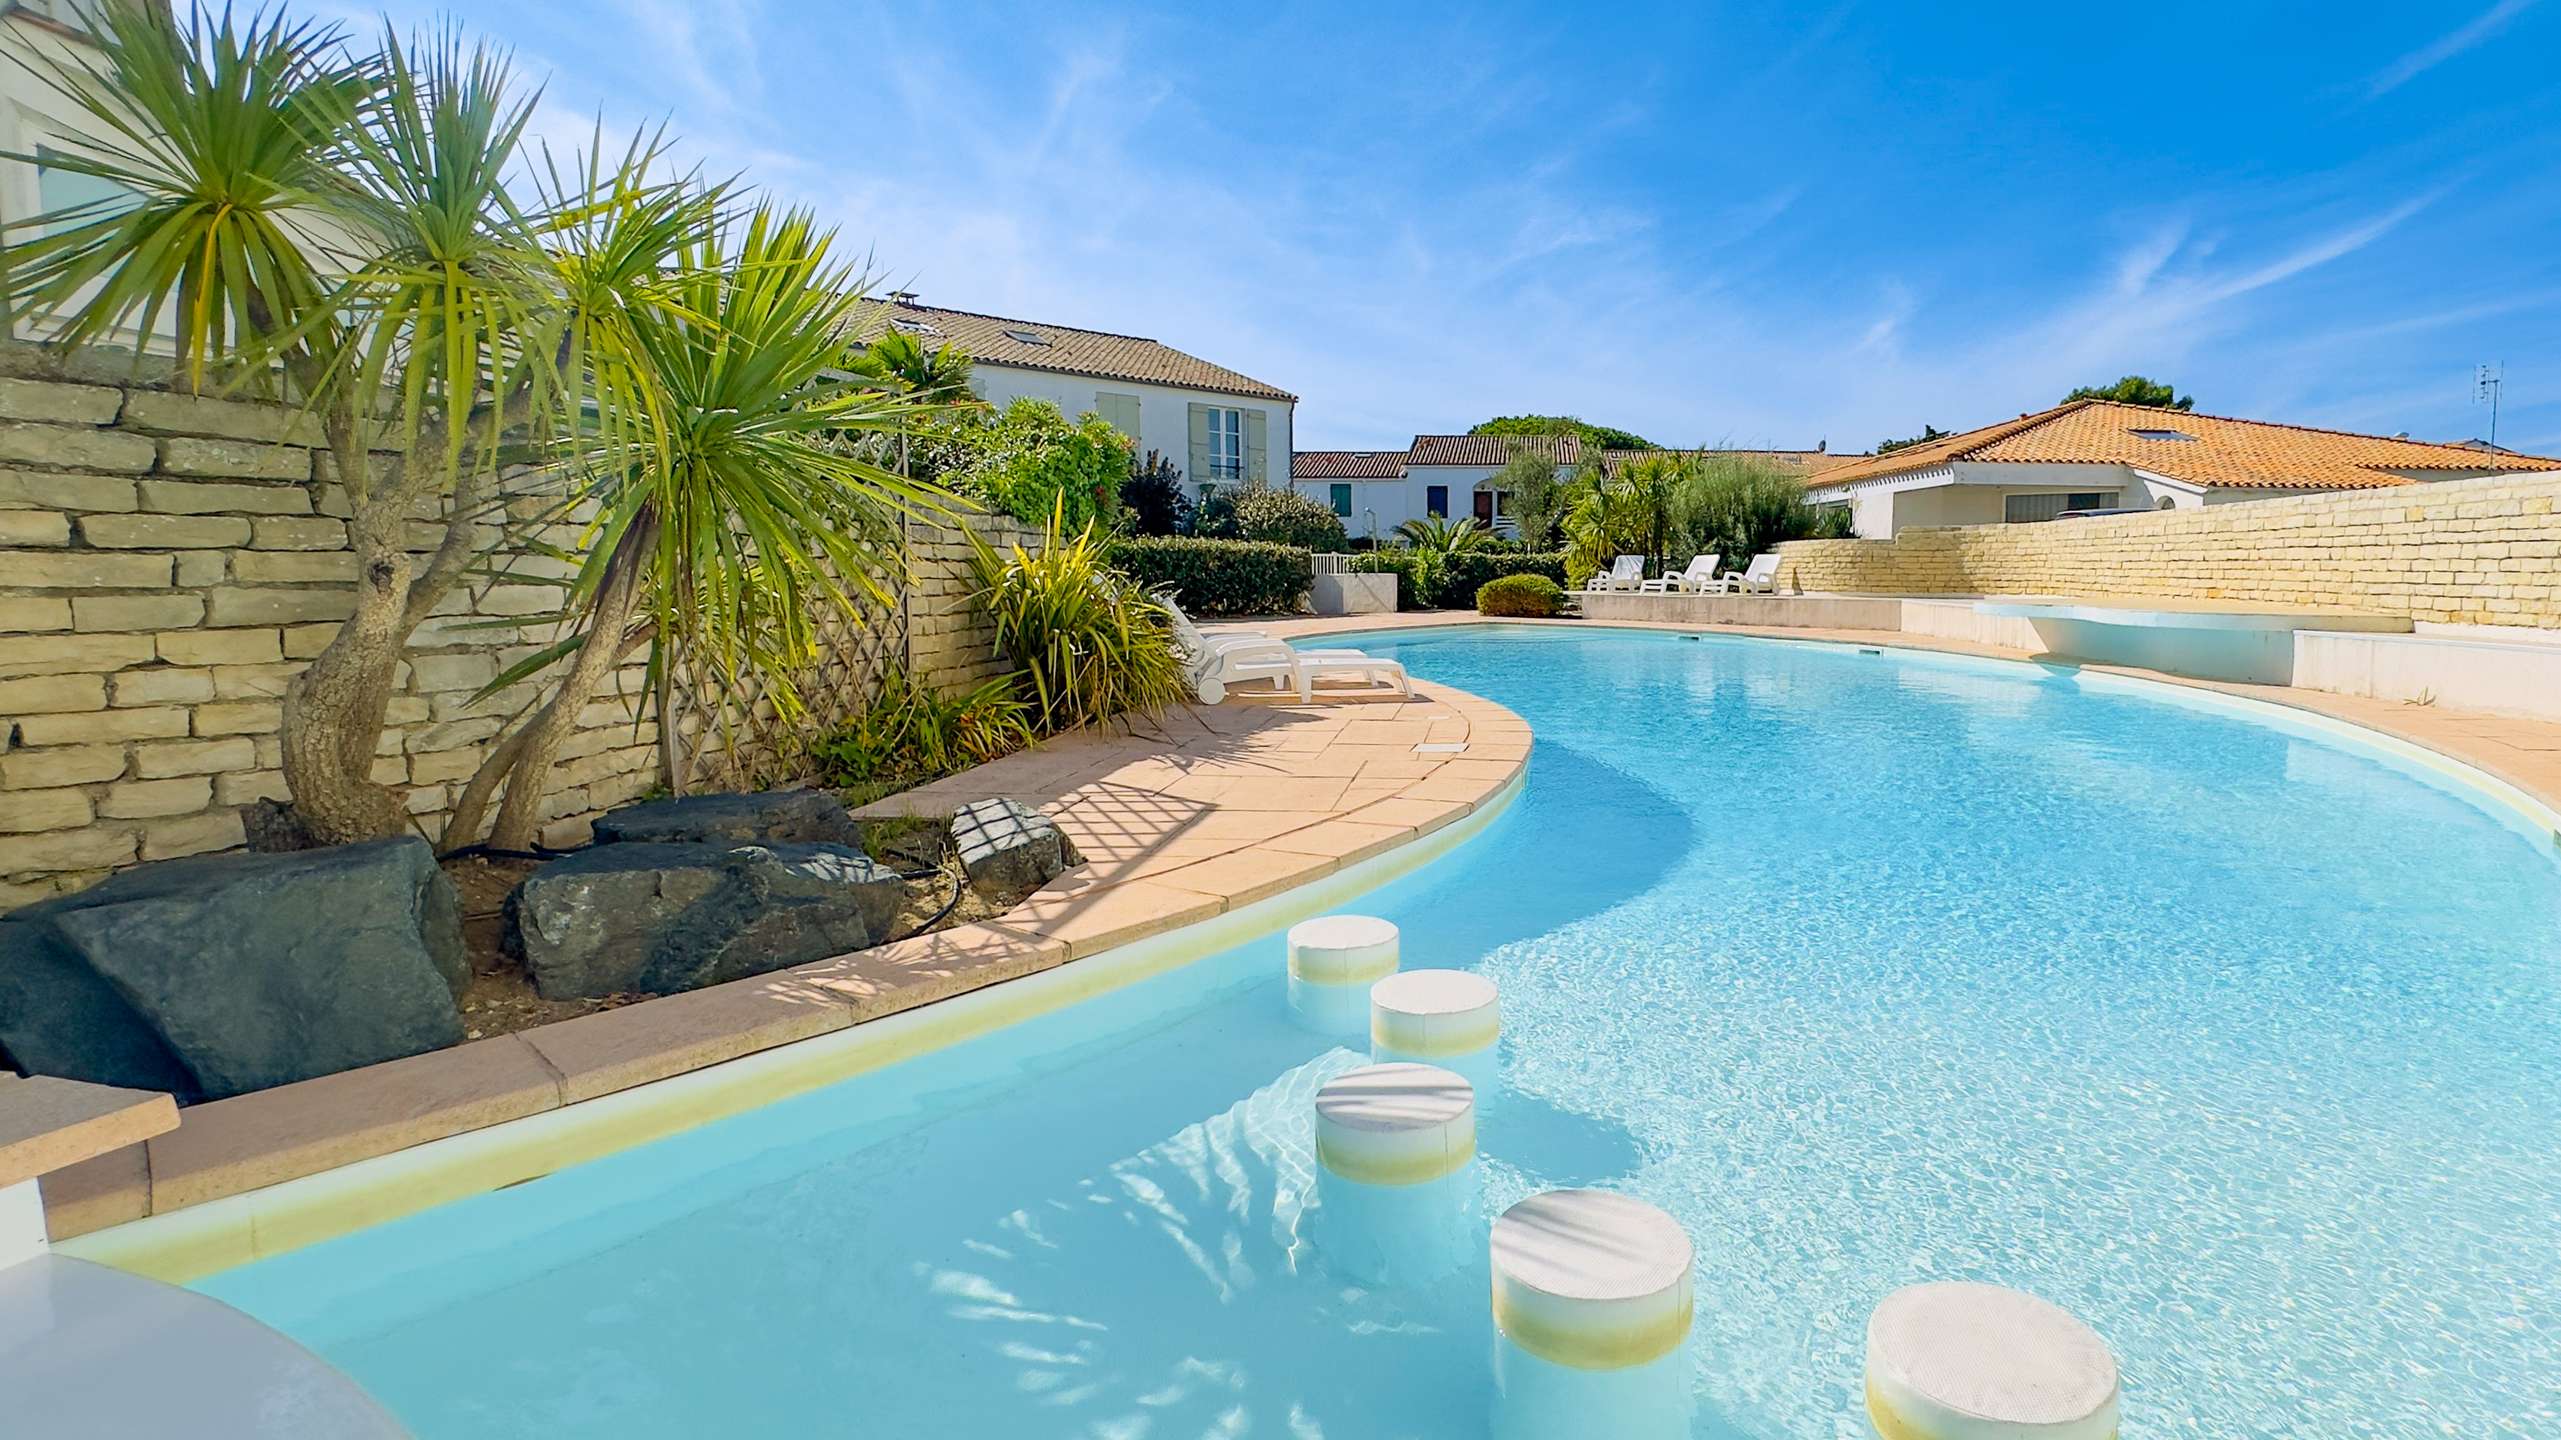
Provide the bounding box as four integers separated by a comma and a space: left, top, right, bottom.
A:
2474, 363, 2503, 447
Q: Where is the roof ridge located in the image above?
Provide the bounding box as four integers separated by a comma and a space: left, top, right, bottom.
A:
886, 297, 1159, 345
2073, 398, 2561, 460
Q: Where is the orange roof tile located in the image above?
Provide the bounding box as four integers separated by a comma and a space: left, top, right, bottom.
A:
1809, 400, 2561, 491
1599, 447, 1870, 478
1293, 450, 1410, 479
850, 298, 1293, 403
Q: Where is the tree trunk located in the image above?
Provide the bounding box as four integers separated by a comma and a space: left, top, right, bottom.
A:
480, 517, 655, 852
277, 489, 419, 844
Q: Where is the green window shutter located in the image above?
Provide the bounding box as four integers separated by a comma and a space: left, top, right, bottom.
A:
1244, 410, 1269, 483
1187, 403, 1212, 486
1329, 483, 1352, 517
1096, 392, 1142, 450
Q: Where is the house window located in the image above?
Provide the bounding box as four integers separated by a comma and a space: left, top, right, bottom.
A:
2130, 428, 2200, 442
1329, 484, 1353, 518
34, 144, 139, 237
1206, 407, 1244, 481
1426, 485, 1449, 518
2004, 491, 2119, 523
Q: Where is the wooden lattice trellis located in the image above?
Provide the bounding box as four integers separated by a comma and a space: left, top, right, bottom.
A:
662, 532, 913, 793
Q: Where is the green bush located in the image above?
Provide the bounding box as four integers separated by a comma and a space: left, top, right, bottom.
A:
1106, 535, 1310, 616
1352, 549, 1566, 609
1477, 573, 1566, 617
812, 669, 1033, 799
971, 517, 1191, 731
918, 398, 1129, 531
1232, 486, 1348, 549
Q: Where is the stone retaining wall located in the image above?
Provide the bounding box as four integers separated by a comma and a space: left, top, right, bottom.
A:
1776, 471, 2561, 628
0, 345, 1027, 907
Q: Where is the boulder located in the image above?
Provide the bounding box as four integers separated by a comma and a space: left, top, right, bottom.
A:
507, 842, 904, 999
589, 790, 857, 848
951, 798, 1079, 906
0, 839, 467, 1102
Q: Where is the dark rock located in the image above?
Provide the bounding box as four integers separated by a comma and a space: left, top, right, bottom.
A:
0, 840, 466, 1102
950, 798, 1078, 906
589, 790, 857, 848
506, 842, 903, 1000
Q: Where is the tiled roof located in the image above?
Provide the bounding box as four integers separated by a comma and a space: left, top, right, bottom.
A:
1293, 450, 1410, 479
850, 298, 1294, 403
1405, 433, 1582, 467
1598, 447, 1870, 478
1808, 400, 2561, 492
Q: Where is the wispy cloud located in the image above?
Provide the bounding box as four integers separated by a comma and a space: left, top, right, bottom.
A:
2365, 0, 2537, 98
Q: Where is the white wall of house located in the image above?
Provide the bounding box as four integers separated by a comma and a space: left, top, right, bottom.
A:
1290, 477, 1423, 541
1814, 462, 2213, 537
970, 362, 1293, 499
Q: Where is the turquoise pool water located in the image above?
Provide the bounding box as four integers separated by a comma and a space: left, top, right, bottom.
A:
200, 626, 2561, 1437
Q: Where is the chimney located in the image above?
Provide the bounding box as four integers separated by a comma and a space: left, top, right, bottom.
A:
889, 290, 919, 306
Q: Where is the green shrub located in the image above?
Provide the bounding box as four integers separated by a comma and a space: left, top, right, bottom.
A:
1105, 535, 1310, 616
1477, 573, 1566, 617
919, 398, 1129, 531
812, 669, 1033, 797
1120, 449, 1192, 536
1352, 549, 1566, 609
1232, 485, 1348, 549
971, 511, 1192, 731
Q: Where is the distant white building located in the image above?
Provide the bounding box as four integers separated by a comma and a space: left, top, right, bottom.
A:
855, 295, 1296, 501
1802, 399, 2561, 538
1293, 434, 1855, 541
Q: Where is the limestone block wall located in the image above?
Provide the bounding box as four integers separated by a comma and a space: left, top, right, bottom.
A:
0, 345, 1023, 907
1775, 471, 2561, 629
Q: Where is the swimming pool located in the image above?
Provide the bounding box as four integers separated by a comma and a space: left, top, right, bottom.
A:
198, 626, 2561, 1437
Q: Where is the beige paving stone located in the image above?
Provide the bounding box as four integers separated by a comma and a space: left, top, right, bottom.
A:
788, 922, 1071, 1021
146, 1035, 562, 1211
518, 976, 858, 1106
1264, 818, 1413, 867
39, 1141, 152, 1239
993, 876, 1224, 959
1148, 847, 1340, 908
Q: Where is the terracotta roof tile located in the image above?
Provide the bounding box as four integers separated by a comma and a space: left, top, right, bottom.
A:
1293, 450, 1410, 479
1405, 433, 1581, 467
1598, 447, 1870, 478
1810, 400, 2561, 491
851, 299, 1293, 403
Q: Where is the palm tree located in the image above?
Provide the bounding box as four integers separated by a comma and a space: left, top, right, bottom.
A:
1393, 514, 1491, 554
444, 204, 945, 851
848, 326, 976, 403
1, 5, 690, 843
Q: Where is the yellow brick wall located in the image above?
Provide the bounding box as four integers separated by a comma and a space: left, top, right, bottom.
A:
0, 345, 1025, 906
1776, 472, 2561, 627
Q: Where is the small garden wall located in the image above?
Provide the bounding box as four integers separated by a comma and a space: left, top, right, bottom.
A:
1775, 471, 2561, 628
0, 343, 1035, 906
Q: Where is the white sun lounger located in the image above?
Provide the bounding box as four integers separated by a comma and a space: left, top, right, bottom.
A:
1163, 598, 1410, 704
1584, 554, 1644, 592
1723, 552, 1782, 595
1639, 553, 1721, 594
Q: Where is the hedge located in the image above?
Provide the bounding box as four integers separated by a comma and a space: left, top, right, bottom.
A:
1106, 536, 1311, 617
1350, 550, 1568, 609
1477, 573, 1566, 617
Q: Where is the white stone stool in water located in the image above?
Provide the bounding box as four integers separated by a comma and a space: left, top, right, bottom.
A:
1490, 1189, 1695, 1439
1286, 915, 1398, 1037
1370, 969, 1499, 1089
1864, 1282, 2119, 1440
1311, 1062, 1475, 1282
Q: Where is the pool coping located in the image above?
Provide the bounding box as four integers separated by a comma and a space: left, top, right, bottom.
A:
48, 680, 1530, 1274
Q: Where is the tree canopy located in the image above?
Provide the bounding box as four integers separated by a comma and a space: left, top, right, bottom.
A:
2063, 375, 2194, 411
1469, 414, 1654, 451
1875, 424, 1948, 455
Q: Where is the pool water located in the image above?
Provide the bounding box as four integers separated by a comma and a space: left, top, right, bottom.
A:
200, 627, 2561, 1437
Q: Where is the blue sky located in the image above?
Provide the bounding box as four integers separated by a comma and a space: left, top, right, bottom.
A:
333, 0, 2559, 453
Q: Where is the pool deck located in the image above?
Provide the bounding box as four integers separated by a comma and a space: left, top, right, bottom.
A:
38, 680, 1527, 1246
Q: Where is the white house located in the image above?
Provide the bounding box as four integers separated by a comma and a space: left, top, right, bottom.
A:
1292, 435, 1854, 542
1804, 399, 2561, 538
856, 295, 1295, 499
